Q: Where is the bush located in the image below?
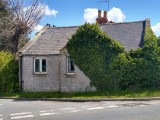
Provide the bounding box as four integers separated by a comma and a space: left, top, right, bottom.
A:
0, 51, 19, 92
108, 53, 160, 90
108, 27, 160, 90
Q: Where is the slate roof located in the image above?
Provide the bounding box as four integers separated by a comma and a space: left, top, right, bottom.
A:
20, 19, 150, 55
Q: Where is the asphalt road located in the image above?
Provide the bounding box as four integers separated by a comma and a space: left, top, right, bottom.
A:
0, 99, 160, 120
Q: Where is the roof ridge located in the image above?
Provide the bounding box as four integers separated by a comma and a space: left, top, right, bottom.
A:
100, 19, 148, 26
48, 26, 79, 29
46, 19, 148, 28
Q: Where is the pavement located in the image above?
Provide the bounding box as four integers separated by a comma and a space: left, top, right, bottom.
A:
1, 97, 160, 102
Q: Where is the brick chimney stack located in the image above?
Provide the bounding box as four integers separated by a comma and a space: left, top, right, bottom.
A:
96, 10, 108, 24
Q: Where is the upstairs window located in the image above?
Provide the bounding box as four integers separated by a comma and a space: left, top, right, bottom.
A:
34, 58, 47, 74
67, 57, 75, 75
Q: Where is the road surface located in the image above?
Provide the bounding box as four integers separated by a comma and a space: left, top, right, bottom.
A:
0, 99, 160, 120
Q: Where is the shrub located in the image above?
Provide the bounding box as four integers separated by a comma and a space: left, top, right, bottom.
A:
0, 51, 19, 92
108, 27, 160, 90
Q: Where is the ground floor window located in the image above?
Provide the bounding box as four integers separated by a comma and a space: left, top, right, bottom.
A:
34, 58, 47, 74
67, 56, 75, 75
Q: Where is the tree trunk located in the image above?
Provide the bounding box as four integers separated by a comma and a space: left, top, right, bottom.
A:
10, 28, 24, 54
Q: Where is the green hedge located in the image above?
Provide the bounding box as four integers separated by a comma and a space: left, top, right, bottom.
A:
108, 27, 160, 90
0, 51, 19, 92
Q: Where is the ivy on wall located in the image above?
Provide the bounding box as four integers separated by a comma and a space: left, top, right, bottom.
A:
66, 23, 124, 90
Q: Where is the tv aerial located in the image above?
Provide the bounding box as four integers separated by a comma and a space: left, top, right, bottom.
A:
98, 0, 110, 11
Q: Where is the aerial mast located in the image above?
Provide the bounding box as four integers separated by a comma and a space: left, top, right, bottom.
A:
98, 0, 110, 10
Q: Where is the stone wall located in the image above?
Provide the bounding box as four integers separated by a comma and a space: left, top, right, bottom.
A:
59, 50, 92, 92
22, 55, 60, 92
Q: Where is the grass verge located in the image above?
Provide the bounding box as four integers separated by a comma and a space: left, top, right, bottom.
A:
1, 89, 160, 99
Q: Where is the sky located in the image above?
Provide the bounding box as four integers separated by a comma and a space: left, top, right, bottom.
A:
32, 0, 160, 37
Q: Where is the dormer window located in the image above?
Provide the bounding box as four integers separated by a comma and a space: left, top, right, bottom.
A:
67, 56, 75, 75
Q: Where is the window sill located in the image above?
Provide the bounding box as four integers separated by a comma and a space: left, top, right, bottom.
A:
34, 72, 47, 75
67, 73, 75, 76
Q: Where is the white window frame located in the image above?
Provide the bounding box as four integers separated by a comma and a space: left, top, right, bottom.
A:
67, 56, 75, 75
34, 58, 47, 74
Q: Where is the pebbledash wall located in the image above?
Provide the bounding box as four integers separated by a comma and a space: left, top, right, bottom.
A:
21, 50, 93, 92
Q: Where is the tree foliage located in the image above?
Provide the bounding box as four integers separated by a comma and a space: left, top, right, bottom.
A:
0, 51, 19, 92
0, 0, 10, 16
0, 0, 14, 51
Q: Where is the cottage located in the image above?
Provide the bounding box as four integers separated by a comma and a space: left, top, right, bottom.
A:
18, 10, 150, 92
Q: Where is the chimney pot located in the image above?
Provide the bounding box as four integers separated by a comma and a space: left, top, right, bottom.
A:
98, 10, 101, 18
104, 11, 107, 18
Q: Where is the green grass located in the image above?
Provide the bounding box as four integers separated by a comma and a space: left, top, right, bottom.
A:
1, 89, 160, 99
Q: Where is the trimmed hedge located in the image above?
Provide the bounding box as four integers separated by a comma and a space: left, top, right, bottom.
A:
0, 51, 19, 92
66, 23, 124, 90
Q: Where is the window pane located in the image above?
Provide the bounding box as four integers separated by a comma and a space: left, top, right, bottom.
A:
68, 58, 75, 73
35, 59, 40, 72
42, 59, 46, 72
70, 59, 74, 72
68, 58, 71, 73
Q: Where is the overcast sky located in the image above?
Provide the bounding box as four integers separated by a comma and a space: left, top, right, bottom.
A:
31, 0, 160, 37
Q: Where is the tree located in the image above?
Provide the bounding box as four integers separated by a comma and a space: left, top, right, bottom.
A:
0, 0, 45, 54
0, 0, 10, 16
0, 0, 14, 51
